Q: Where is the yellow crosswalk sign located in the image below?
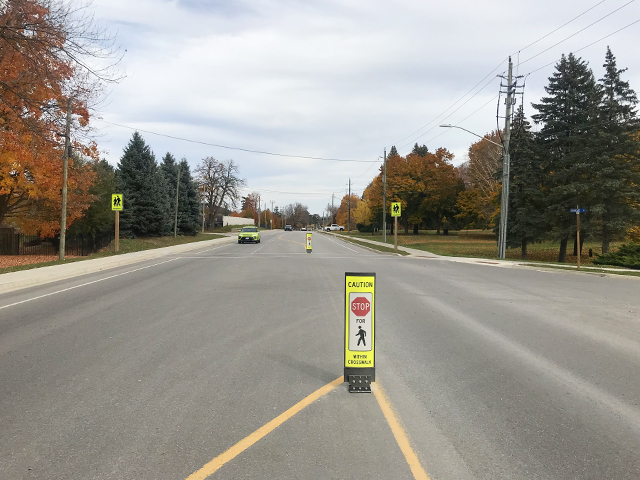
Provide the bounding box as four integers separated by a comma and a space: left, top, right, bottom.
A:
112, 194, 123, 211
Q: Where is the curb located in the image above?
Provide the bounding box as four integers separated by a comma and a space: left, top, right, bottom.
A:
0, 235, 236, 295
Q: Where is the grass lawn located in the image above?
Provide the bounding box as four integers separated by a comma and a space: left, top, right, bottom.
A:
0, 233, 225, 275
335, 229, 623, 266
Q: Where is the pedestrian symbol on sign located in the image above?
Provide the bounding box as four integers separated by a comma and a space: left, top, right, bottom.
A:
111, 194, 123, 211
356, 326, 366, 346
391, 202, 401, 217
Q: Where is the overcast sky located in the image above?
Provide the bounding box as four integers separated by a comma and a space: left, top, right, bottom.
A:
91, 0, 640, 216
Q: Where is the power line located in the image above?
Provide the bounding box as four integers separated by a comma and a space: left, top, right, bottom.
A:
389, 58, 508, 149
239, 187, 335, 196
389, 0, 627, 154
398, 74, 501, 153
526, 19, 640, 76
520, 0, 635, 66
97, 119, 379, 163
513, 0, 609, 55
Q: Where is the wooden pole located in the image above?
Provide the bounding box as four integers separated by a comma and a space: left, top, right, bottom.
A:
394, 216, 398, 253
115, 210, 120, 253
576, 211, 581, 270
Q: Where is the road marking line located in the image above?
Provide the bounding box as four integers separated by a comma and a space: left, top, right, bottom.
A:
373, 382, 430, 480
185, 376, 343, 480
0, 258, 180, 311
324, 235, 358, 252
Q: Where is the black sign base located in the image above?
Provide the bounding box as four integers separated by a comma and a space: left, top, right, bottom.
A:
348, 374, 373, 393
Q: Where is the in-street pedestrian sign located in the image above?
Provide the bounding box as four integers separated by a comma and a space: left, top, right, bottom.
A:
112, 194, 123, 211
570, 208, 585, 213
344, 272, 375, 392
306, 232, 312, 253
391, 202, 401, 217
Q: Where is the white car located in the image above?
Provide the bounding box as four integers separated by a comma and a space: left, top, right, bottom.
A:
326, 224, 344, 231
300, 227, 306, 231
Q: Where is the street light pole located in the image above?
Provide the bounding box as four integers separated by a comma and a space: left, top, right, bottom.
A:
440, 119, 508, 258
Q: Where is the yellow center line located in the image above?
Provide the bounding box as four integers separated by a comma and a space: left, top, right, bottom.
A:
276, 234, 305, 246
185, 377, 343, 480
373, 382, 431, 480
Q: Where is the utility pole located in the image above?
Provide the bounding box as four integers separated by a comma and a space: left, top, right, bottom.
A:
382, 148, 387, 243
271, 200, 274, 229
173, 165, 181, 237
59, 98, 72, 261
202, 198, 205, 233
258, 195, 260, 227
331, 193, 334, 223
498, 57, 514, 259
348, 178, 351, 233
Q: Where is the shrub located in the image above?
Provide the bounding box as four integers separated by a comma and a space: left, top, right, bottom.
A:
593, 242, 640, 269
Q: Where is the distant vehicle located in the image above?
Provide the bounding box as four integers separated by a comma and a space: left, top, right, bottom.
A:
284, 225, 292, 231
326, 224, 344, 231
300, 227, 306, 231
238, 226, 260, 243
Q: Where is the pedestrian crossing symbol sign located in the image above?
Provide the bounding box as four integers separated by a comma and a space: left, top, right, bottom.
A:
391, 202, 401, 217
112, 194, 123, 211
344, 272, 375, 380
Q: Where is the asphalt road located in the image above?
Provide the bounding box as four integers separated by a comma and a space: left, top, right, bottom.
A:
1, 231, 639, 479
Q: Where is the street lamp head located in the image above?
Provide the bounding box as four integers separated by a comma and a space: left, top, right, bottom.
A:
439, 124, 454, 128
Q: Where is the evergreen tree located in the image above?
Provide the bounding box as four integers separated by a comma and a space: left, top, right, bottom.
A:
592, 47, 640, 253
388, 145, 399, 157
177, 159, 201, 235
160, 153, 200, 236
506, 106, 546, 259
532, 53, 602, 262
116, 133, 171, 237
411, 143, 429, 157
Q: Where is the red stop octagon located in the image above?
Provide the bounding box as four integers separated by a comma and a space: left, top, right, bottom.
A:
351, 297, 371, 316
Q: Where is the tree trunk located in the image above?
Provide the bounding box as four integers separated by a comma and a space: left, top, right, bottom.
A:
390, 222, 393, 234
404, 219, 409, 234
573, 236, 578, 256
413, 223, 419, 234
521, 238, 527, 260
558, 237, 568, 263
602, 238, 610, 254
580, 236, 584, 255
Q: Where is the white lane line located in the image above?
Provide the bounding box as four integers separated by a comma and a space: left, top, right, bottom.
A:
323, 235, 358, 253
0, 258, 181, 311
193, 243, 237, 254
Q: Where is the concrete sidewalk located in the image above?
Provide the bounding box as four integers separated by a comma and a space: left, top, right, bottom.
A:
0, 235, 236, 295
324, 231, 640, 276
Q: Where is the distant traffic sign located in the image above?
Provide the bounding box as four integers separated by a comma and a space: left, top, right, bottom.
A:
570, 208, 585, 213
345, 273, 375, 391
306, 232, 312, 253
391, 202, 401, 217
112, 194, 123, 211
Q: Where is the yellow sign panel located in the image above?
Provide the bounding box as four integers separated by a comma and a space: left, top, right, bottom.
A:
391, 202, 401, 217
344, 273, 375, 374
111, 194, 123, 211
306, 232, 312, 252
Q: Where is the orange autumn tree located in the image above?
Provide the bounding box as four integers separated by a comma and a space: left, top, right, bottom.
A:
0, 0, 120, 236
335, 194, 360, 228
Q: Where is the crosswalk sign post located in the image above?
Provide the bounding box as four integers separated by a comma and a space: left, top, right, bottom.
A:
344, 272, 375, 393
391, 202, 401, 252
306, 232, 312, 253
112, 194, 123, 252
570, 206, 586, 270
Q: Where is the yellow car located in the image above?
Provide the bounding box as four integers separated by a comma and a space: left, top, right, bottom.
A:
238, 226, 260, 244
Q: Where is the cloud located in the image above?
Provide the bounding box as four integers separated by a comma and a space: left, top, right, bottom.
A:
91, 0, 640, 214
